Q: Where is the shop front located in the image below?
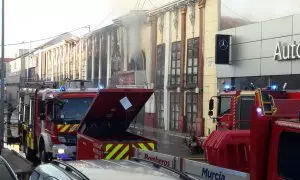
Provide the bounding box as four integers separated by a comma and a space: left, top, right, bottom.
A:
216, 15, 300, 92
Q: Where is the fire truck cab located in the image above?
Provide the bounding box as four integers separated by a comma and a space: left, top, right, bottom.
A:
16, 80, 99, 163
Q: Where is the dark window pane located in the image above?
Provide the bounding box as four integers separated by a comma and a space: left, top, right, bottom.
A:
278, 132, 300, 180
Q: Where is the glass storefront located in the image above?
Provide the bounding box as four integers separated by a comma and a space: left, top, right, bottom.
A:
218, 75, 300, 93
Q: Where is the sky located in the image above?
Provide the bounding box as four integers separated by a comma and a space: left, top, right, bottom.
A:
2, 0, 300, 57
222, 0, 300, 22
4, 0, 172, 57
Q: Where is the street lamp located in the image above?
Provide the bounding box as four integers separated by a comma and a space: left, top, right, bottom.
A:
0, 0, 5, 152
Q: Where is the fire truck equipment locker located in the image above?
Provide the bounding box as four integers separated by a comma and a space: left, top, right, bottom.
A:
76, 88, 157, 160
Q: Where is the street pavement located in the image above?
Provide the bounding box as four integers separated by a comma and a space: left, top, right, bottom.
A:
4, 109, 204, 160
128, 124, 204, 160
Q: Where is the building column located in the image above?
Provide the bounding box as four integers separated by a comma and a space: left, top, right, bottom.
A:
38, 52, 42, 80
73, 44, 76, 79
91, 37, 95, 82
151, 17, 158, 85
67, 44, 70, 79
178, 7, 187, 133
107, 33, 111, 87
45, 51, 48, 80
164, 11, 171, 131
196, 0, 206, 137
79, 41, 82, 79
51, 50, 54, 81
62, 45, 66, 80
98, 34, 102, 84
85, 39, 88, 80
58, 46, 61, 82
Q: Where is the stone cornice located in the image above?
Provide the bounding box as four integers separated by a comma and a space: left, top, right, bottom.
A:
148, 0, 199, 16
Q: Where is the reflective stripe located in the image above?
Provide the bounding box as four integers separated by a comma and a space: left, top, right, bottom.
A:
57, 124, 79, 133
69, 124, 79, 132
106, 144, 113, 151
26, 132, 34, 149
132, 142, 155, 151
116, 145, 129, 160
106, 144, 123, 160
138, 143, 147, 150
105, 144, 129, 160
148, 143, 155, 150
60, 124, 71, 133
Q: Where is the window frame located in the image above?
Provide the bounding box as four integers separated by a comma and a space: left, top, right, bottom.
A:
156, 44, 165, 89
170, 92, 180, 130
186, 37, 199, 87
186, 92, 198, 132
169, 41, 181, 87
155, 91, 164, 129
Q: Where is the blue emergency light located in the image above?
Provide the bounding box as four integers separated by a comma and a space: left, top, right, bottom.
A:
270, 85, 278, 91
224, 84, 231, 90
60, 86, 66, 92
57, 153, 72, 161
98, 84, 104, 90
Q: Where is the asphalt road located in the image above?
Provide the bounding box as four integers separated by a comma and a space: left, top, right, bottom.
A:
5, 110, 203, 160
128, 125, 204, 160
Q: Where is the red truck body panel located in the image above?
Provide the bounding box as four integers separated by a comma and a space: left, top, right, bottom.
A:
204, 89, 300, 179
76, 88, 156, 160
203, 130, 250, 172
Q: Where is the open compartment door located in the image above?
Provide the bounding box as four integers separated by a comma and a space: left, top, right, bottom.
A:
77, 88, 153, 138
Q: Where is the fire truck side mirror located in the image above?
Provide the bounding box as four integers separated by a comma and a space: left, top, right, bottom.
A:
209, 98, 214, 110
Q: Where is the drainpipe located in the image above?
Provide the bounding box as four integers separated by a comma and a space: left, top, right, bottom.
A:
197, 0, 206, 137
179, 7, 187, 133
151, 16, 158, 86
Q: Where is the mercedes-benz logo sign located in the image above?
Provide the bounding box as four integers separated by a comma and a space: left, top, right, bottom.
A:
219, 39, 229, 50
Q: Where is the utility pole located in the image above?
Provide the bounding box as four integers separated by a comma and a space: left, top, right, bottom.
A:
0, 0, 5, 152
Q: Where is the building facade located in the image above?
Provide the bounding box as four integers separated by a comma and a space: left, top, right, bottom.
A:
147, 0, 219, 136
216, 15, 300, 91
7, 0, 221, 136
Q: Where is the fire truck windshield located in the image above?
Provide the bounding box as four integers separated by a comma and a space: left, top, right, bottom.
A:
219, 96, 231, 116
55, 97, 94, 122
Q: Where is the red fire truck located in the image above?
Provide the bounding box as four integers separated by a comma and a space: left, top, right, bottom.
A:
202, 88, 300, 180
14, 80, 99, 163
185, 84, 289, 153
58, 87, 157, 161
128, 88, 300, 180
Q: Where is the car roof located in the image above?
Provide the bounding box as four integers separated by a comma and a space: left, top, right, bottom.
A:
35, 159, 185, 180
65, 159, 182, 180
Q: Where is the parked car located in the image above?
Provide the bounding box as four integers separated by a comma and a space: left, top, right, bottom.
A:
0, 156, 19, 180
28, 158, 197, 180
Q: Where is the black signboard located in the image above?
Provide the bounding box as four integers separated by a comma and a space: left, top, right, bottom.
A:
215, 34, 231, 64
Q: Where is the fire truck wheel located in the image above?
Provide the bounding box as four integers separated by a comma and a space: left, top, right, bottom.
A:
23, 136, 35, 161
39, 141, 50, 164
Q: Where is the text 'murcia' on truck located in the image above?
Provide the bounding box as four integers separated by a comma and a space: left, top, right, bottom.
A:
11, 80, 100, 163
